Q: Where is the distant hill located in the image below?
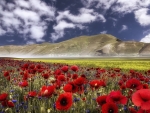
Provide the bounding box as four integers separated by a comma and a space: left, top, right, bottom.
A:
0, 34, 150, 58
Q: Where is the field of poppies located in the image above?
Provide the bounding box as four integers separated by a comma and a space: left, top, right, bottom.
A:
0, 58, 150, 113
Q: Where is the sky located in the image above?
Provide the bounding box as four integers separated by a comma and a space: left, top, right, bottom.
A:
0, 0, 150, 46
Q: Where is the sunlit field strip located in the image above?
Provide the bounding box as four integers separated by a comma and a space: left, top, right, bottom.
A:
21, 58, 150, 71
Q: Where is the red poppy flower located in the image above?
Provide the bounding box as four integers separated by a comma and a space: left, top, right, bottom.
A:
118, 80, 123, 86
63, 84, 72, 92
99, 80, 106, 87
19, 81, 28, 87
68, 82, 78, 93
90, 80, 101, 89
23, 72, 29, 80
130, 69, 135, 74
114, 68, 121, 72
96, 95, 107, 106
36, 64, 41, 69
120, 84, 126, 90
54, 69, 62, 75
71, 65, 78, 72
101, 102, 118, 113
1, 100, 15, 108
7, 100, 15, 108
39, 85, 55, 98
72, 74, 78, 79
74, 77, 85, 86
22, 63, 29, 69
0, 93, 8, 101
106, 90, 127, 105
132, 89, 150, 110
29, 64, 35, 69
3, 71, 9, 77
28, 91, 37, 97
137, 109, 150, 113
143, 84, 149, 89
126, 78, 142, 90
57, 75, 66, 82
56, 92, 73, 110
61, 66, 68, 73
42, 73, 50, 79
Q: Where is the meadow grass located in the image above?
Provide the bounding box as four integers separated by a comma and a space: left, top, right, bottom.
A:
20, 57, 150, 71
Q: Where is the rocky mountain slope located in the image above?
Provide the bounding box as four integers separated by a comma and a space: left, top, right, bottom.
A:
0, 34, 149, 57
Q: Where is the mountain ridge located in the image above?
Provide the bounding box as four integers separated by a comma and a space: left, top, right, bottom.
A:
0, 34, 150, 58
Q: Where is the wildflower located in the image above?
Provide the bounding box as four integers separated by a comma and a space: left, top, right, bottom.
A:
56, 92, 73, 110
126, 78, 142, 90
90, 80, 101, 90
0, 93, 8, 101
28, 91, 37, 97
106, 90, 127, 105
57, 75, 66, 82
71, 65, 78, 72
61, 66, 69, 73
19, 81, 28, 87
101, 102, 118, 113
3, 71, 9, 77
63, 84, 72, 92
132, 89, 150, 110
74, 77, 85, 86
39, 85, 55, 98
96, 95, 108, 106
42, 73, 50, 79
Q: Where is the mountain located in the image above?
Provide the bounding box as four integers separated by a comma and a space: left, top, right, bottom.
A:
0, 34, 150, 58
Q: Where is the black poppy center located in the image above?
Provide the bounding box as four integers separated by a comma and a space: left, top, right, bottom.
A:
72, 84, 76, 90
131, 84, 137, 88
113, 97, 120, 102
109, 109, 114, 113
139, 94, 149, 102
60, 98, 68, 106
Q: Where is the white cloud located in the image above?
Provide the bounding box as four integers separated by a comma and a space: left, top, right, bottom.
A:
51, 21, 76, 42
51, 7, 106, 41
56, 8, 106, 24
0, 0, 55, 43
119, 25, 128, 32
7, 3, 16, 10
76, 24, 87, 30
51, 31, 64, 42
29, 0, 55, 18
30, 26, 46, 42
140, 34, 150, 43
81, 0, 117, 12
54, 20, 75, 31
143, 29, 150, 35
7, 40, 15, 42
15, 0, 30, 9
0, 28, 6, 36
96, 0, 116, 10
100, 31, 107, 34
112, 0, 150, 14
134, 8, 150, 26
14, 8, 40, 22
81, 0, 150, 14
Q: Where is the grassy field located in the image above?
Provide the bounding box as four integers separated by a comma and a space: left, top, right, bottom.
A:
20, 57, 150, 71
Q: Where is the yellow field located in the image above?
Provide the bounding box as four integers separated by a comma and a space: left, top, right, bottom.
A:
21, 58, 150, 71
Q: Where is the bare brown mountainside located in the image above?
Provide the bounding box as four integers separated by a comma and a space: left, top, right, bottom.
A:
0, 34, 150, 57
